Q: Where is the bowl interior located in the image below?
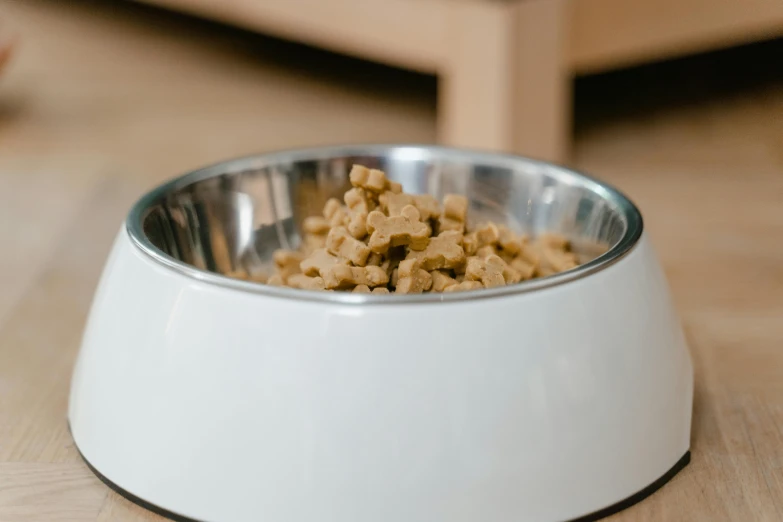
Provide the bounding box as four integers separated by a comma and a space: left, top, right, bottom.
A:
136, 147, 637, 283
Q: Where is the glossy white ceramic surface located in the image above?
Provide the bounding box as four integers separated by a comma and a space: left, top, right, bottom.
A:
69, 228, 692, 522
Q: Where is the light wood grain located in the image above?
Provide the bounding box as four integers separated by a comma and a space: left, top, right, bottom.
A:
511, 0, 569, 161
134, 0, 447, 73
134, 0, 783, 75
0, 463, 106, 521
96, 493, 161, 522
438, 0, 568, 162
569, 0, 783, 74
0, 1, 782, 521
437, 1, 515, 153
132, 0, 783, 161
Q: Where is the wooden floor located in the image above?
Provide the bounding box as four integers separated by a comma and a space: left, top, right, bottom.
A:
1, 1, 782, 520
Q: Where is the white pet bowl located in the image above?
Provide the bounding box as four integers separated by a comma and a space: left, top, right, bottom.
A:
69, 145, 692, 522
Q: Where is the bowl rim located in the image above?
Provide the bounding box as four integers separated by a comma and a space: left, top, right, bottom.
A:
127, 144, 643, 305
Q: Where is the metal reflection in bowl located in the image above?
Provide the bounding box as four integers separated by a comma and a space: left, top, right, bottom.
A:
132, 145, 637, 302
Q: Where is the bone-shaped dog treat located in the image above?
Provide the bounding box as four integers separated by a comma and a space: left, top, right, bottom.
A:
476, 243, 514, 264
476, 223, 500, 247
443, 194, 468, 221
347, 210, 368, 239
343, 188, 374, 239
438, 194, 468, 232
267, 274, 285, 286
302, 233, 327, 254
378, 191, 411, 216
510, 245, 539, 280
353, 285, 390, 294
331, 207, 350, 228
303, 216, 330, 235
349, 165, 402, 194
287, 274, 326, 290
323, 198, 341, 219
530, 234, 576, 276
273, 249, 304, 268
366, 205, 430, 254
322, 265, 389, 290
537, 232, 570, 251
462, 232, 479, 256
464, 254, 506, 288
397, 259, 418, 278
254, 272, 272, 283
413, 194, 442, 221
501, 263, 523, 284
443, 280, 483, 293
497, 225, 524, 255
536, 247, 578, 276
379, 192, 441, 221
498, 250, 515, 263
226, 268, 271, 285
326, 226, 371, 266
258, 165, 583, 292
300, 248, 348, 277
405, 230, 466, 271
509, 257, 536, 281
273, 250, 304, 281
474, 244, 524, 284
431, 270, 458, 292
323, 198, 349, 228
518, 243, 540, 265
511, 256, 536, 280
344, 187, 376, 214
476, 245, 498, 259
381, 246, 405, 276
395, 259, 433, 294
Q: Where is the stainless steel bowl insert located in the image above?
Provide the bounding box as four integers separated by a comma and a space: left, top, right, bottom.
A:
128, 145, 643, 303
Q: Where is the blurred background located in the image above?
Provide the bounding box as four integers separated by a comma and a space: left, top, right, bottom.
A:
0, 0, 782, 519
1, 0, 781, 318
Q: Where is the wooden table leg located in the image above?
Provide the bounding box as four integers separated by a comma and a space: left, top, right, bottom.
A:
438, 0, 570, 163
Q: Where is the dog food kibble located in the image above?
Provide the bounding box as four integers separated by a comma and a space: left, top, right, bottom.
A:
379, 191, 441, 221
300, 248, 347, 277
405, 230, 465, 271
322, 264, 389, 290
273, 250, 304, 281
326, 226, 371, 266
464, 254, 506, 288
287, 273, 326, 291
353, 284, 392, 294
395, 258, 433, 294
443, 280, 483, 293
366, 205, 430, 254
349, 164, 403, 194
266, 274, 285, 286
439, 194, 468, 233
247, 164, 581, 293
302, 216, 331, 235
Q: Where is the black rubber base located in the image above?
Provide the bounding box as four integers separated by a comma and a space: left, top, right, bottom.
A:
73, 431, 689, 522
566, 451, 690, 522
